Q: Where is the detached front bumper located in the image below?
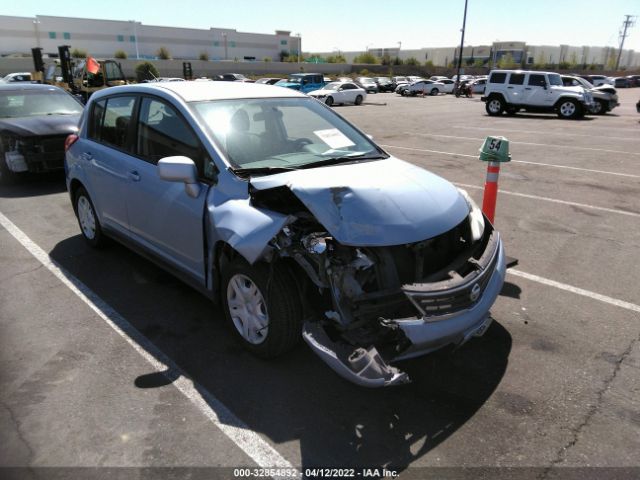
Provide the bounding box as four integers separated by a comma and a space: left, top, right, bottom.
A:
303, 231, 506, 387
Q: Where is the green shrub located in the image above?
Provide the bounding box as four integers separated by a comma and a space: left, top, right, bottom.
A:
156, 47, 171, 60
71, 48, 87, 58
198, 51, 209, 61
353, 52, 379, 64
135, 61, 159, 82
114, 50, 127, 59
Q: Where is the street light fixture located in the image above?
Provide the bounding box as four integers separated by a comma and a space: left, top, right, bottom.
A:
222, 32, 228, 60
296, 32, 301, 63
129, 20, 140, 60
455, 0, 469, 85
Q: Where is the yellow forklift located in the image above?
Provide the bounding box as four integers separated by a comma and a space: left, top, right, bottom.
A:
31, 45, 127, 101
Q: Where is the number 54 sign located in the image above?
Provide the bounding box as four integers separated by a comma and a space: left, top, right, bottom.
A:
479, 136, 511, 162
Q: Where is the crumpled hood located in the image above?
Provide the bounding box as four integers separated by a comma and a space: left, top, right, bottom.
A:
249, 157, 470, 246
0, 114, 80, 137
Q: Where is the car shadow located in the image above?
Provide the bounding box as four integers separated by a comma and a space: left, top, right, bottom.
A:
0, 172, 67, 198
49, 235, 512, 471
485, 113, 595, 121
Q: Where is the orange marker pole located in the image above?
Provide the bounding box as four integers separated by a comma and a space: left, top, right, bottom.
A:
481, 161, 501, 224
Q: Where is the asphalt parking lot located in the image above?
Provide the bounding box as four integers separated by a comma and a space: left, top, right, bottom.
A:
1, 88, 639, 478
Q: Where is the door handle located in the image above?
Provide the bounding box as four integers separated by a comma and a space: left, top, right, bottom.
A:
81, 152, 93, 161
128, 170, 140, 182
525, 87, 532, 90
507, 86, 514, 89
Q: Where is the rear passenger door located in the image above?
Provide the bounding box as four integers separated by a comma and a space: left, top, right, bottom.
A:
83, 95, 137, 234
125, 96, 210, 283
505, 73, 525, 103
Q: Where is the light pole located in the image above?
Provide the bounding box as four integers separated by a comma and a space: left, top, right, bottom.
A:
455, 0, 469, 85
33, 18, 41, 48
222, 33, 228, 60
296, 33, 301, 63
129, 20, 139, 60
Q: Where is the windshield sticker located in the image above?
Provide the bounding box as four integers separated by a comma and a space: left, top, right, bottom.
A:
313, 128, 355, 149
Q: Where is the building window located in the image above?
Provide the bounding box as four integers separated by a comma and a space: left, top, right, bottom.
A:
117, 35, 124, 42
129, 36, 135, 43
48, 32, 56, 39
280, 40, 288, 45
230, 41, 236, 48
63, 32, 71, 40
213, 41, 220, 47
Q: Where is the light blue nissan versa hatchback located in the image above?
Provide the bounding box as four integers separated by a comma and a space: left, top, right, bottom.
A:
65, 82, 506, 387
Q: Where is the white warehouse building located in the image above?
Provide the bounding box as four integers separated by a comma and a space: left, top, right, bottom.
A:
0, 14, 300, 61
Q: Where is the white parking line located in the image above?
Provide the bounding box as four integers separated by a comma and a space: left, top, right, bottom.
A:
380, 144, 640, 179
455, 182, 640, 218
508, 269, 640, 314
0, 211, 296, 476
408, 132, 640, 156
453, 125, 640, 141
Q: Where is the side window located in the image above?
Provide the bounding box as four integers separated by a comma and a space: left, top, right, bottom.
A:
105, 62, 123, 82
489, 72, 507, 83
137, 98, 203, 171
88, 99, 106, 141
509, 74, 525, 85
314, 75, 322, 84
528, 74, 546, 87
95, 96, 136, 151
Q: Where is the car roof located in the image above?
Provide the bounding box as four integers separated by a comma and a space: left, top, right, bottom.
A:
0, 83, 65, 92
95, 81, 307, 102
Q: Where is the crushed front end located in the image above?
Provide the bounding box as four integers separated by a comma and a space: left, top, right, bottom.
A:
256, 184, 505, 387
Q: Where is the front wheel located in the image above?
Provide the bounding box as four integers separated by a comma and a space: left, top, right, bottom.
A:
221, 257, 303, 358
557, 99, 582, 119
325, 96, 334, 106
75, 187, 106, 248
430, 88, 439, 96
589, 99, 606, 115
485, 97, 505, 115
354, 95, 363, 105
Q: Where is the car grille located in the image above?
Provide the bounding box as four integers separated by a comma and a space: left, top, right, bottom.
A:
21, 135, 67, 172
402, 229, 500, 320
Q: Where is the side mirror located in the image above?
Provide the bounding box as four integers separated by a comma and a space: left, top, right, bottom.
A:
158, 156, 201, 198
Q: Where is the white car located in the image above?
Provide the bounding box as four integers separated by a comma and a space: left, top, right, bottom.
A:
400, 80, 446, 96
469, 78, 487, 94
438, 79, 456, 94
308, 81, 367, 106
0, 72, 32, 84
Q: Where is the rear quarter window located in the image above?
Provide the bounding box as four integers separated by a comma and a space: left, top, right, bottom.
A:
489, 72, 507, 83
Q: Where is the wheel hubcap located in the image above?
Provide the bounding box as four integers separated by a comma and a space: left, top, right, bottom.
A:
227, 274, 269, 345
489, 100, 501, 112
561, 102, 576, 116
77, 196, 96, 240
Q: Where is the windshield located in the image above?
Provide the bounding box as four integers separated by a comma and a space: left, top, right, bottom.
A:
0, 90, 82, 118
285, 77, 302, 84
576, 77, 594, 89
548, 74, 562, 86
192, 97, 386, 174
323, 82, 341, 91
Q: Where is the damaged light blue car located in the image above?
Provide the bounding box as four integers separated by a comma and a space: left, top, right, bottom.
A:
65, 82, 505, 387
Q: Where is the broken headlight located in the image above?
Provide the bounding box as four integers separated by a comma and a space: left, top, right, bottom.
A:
458, 188, 485, 243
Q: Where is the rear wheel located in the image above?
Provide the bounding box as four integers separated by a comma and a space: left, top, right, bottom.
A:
221, 257, 302, 358
557, 99, 582, 119
354, 95, 363, 105
75, 187, 106, 248
485, 97, 505, 115
430, 88, 439, 96
325, 96, 334, 106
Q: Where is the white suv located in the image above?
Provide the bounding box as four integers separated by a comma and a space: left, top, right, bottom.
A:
481, 70, 593, 119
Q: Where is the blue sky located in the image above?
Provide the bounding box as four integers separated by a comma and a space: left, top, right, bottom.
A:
4, 0, 639, 52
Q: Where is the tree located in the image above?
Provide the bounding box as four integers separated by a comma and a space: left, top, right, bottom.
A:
263, 57, 272, 62
279, 50, 290, 62
156, 47, 171, 60
198, 51, 209, 61
353, 52, 379, 64
405, 57, 419, 66
393, 56, 404, 66
71, 48, 87, 58
135, 61, 159, 82
497, 53, 517, 69
424, 60, 434, 68
114, 50, 128, 59
327, 54, 346, 63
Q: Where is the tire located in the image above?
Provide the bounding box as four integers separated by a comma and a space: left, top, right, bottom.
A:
557, 99, 581, 119
589, 99, 606, 115
354, 95, 363, 105
430, 88, 439, 96
325, 96, 334, 106
402, 89, 410, 97
485, 97, 505, 115
221, 257, 302, 358
74, 186, 106, 248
